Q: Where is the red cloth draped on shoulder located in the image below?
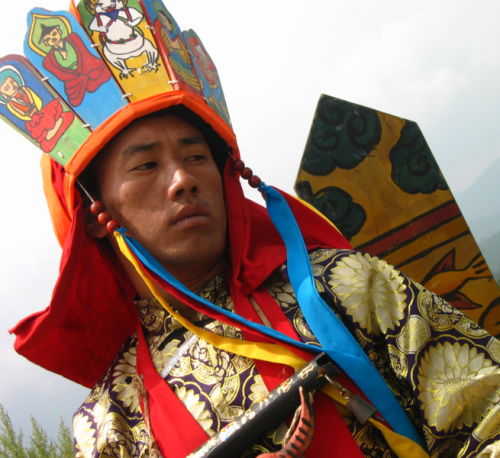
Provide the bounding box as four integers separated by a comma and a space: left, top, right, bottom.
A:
10, 158, 352, 388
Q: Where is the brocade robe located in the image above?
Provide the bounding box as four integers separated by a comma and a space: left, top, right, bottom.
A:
73, 249, 500, 458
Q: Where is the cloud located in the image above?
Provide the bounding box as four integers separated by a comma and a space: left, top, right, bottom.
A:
0, 343, 88, 439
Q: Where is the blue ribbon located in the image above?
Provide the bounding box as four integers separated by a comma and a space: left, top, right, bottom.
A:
258, 183, 426, 449
120, 229, 325, 354
118, 183, 426, 449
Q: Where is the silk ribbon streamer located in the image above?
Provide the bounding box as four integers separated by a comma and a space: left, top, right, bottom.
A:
258, 183, 426, 449
115, 231, 429, 458
116, 217, 424, 447
114, 196, 429, 454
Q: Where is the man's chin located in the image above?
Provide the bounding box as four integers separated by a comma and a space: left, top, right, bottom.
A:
151, 243, 226, 281
149, 239, 223, 265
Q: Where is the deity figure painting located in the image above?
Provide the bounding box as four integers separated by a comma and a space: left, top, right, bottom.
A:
0, 65, 74, 153
84, 0, 160, 79
150, 2, 200, 90
25, 10, 129, 127
192, 42, 216, 86
37, 22, 112, 106
157, 10, 190, 69
184, 30, 231, 125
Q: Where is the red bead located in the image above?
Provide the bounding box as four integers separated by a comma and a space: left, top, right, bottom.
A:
240, 167, 253, 180
106, 220, 121, 233
97, 211, 112, 225
90, 201, 106, 216
233, 159, 245, 171
248, 175, 261, 188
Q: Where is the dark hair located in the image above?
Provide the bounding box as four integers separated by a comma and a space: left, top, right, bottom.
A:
39, 24, 61, 43
78, 104, 230, 199
158, 10, 173, 25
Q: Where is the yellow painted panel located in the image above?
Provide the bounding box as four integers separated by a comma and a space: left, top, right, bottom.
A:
295, 95, 500, 336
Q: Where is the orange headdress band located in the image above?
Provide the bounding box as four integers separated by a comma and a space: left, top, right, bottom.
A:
42, 91, 239, 246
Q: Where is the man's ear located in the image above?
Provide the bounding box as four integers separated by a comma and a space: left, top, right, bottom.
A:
84, 201, 108, 238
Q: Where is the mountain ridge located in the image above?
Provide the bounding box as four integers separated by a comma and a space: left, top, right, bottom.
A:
454, 156, 500, 223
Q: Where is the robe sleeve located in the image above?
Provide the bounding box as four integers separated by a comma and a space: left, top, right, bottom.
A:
73, 334, 152, 458
6, 101, 31, 121
314, 249, 500, 456
27, 87, 43, 112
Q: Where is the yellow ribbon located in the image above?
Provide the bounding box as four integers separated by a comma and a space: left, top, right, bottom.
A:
115, 232, 429, 458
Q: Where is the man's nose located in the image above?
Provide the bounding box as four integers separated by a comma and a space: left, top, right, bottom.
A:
167, 166, 200, 200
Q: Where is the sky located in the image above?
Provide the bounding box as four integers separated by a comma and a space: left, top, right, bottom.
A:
0, 0, 499, 441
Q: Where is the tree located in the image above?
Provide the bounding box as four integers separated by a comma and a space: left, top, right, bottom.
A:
0, 405, 73, 458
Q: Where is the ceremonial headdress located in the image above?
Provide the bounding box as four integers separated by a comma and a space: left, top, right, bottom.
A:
2, 0, 350, 386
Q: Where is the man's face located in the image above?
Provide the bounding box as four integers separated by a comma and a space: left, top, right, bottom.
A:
42, 27, 63, 48
160, 14, 173, 32
96, 114, 228, 277
0, 77, 19, 98
94, 0, 118, 14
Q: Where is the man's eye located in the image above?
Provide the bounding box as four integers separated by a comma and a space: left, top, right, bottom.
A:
185, 155, 206, 162
135, 162, 157, 170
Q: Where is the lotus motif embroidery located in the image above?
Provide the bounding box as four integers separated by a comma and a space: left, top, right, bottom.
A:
418, 341, 500, 433
328, 252, 407, 335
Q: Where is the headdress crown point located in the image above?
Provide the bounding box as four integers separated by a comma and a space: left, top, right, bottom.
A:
0, 0, 232, 168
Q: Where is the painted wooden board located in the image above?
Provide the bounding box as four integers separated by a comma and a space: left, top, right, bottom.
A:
184, 29, 231, 127
140, 0, 202, 96
295, 94, 500, 337
0, 54, 89, 166
24, 8, 127, 129
76, 0, 172, 102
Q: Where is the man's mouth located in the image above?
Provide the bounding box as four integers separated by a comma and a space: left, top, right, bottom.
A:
171, 205, 211, 228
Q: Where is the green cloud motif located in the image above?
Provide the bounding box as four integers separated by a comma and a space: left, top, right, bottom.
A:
301, 95, 382, 177
295, 181, 366, 241
389, 121, 448, 195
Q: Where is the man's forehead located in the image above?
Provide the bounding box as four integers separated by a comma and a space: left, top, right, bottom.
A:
121, 135, 207, 157
86, 106, 229, 179
121, 113, 206, 143
101, 113, 208, 158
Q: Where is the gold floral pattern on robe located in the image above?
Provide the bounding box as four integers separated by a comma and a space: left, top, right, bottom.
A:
74, 249, 500, 457
328, 252, 408, 335
111, 346, 140, 413
418, 341, 500, 433
175, 386, 214, 433
73, 412, 97, 458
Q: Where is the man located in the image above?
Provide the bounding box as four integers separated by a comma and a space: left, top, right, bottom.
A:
65, 107, 499, 458
5, 2, 500, 458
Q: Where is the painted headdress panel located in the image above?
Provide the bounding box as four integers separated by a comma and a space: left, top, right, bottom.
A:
184, 29, 231, 126
0, 0, 233, 170
24, 8, 127, 128
0, 54, 89, 165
